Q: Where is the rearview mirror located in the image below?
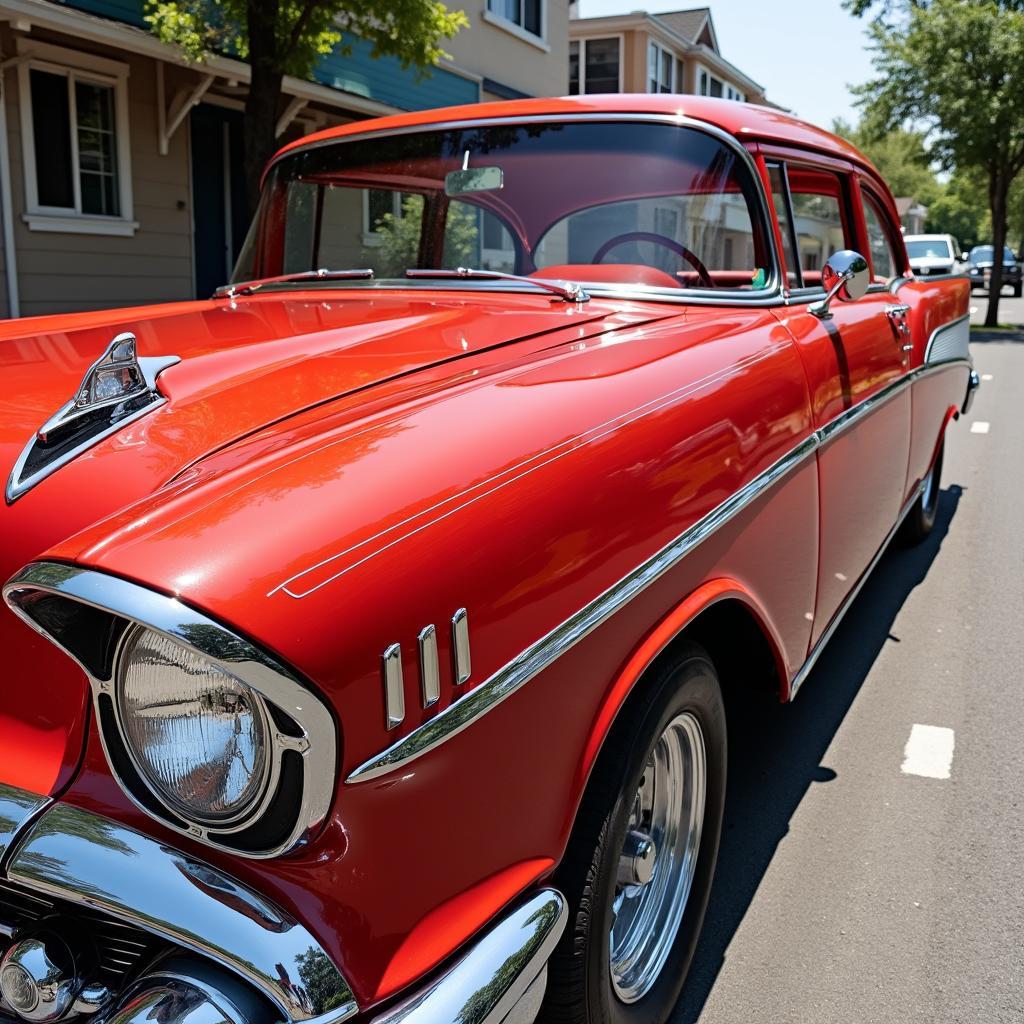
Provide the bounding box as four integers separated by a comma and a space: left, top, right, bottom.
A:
810, 250, 870, 319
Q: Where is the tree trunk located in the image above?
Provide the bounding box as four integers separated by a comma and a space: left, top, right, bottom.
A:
985, 167, 1009, 327
243, 0, 284, 220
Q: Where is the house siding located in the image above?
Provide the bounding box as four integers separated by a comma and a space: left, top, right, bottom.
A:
5, 44, 194, 317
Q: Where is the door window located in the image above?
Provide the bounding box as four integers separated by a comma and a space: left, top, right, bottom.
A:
860, 189, 900, 283
785, 168, 851, 288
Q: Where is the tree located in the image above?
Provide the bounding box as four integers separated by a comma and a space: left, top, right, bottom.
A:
831, 118, 940, 203
852, 0, 1024, 325
146, 0, 468, 214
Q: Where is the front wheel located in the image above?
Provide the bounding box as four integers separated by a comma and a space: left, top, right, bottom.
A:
1014, 282, 1022, 298
900, 441, 943, 544
542, 645, 726, 1024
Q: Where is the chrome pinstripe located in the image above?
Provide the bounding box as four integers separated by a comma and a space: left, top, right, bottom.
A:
348, 355, 972, 783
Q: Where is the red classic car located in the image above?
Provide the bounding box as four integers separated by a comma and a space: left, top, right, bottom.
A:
0, 95, 975, 1024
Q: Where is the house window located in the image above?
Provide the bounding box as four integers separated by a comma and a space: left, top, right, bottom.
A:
647, 41, 676, 93
487, 0, 543, 38
569, 37, 620, 94
363, 189, 409, 243
18, 42, 134, 235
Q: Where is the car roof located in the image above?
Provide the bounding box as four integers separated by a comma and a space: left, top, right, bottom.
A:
272, 94, 879, 176
904, 234, 951, 241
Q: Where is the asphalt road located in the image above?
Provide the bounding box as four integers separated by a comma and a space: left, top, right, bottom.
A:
969, 290, 1024, 326
673, 338, 1024, 1023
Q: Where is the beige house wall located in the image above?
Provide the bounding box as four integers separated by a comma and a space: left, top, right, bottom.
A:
4, 33, 194, 318
446, 1, 570, 99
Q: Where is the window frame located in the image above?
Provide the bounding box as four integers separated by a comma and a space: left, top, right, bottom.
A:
569, 35, 624, 95
17, 40, 135, 236
483, 0, 549, 48
646, 40, 678, 94
767, 156, 858, 297
858, 181, 908, 287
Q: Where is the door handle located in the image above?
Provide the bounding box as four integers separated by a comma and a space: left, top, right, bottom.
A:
884, 303, 911, 337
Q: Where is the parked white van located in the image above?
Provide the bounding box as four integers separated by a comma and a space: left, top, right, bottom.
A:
905, 233, 967, 277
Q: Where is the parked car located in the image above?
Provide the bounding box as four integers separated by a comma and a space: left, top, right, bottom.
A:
0, 96, 976, 1024
905, 233, 967, 277
967, 244, 1023, 295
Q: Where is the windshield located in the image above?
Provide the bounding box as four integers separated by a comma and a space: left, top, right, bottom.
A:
234, 121, 774, 294
970, 246, 1015, 263
906, 239, 952, 259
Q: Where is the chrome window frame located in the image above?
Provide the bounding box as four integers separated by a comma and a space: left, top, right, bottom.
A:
259, 112, 784, 307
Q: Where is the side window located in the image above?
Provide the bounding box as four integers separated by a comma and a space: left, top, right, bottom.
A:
767, 163, 800, 288
861, 189, 899, 283
786, 167, 853, 287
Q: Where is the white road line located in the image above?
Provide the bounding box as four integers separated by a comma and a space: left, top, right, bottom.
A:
901, 724, 955, 779
981, 373, 994, 381
970, 421, 990, 434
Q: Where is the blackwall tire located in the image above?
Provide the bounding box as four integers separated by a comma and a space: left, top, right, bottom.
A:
540, 644, 727, 1024
900, 441, 944, 545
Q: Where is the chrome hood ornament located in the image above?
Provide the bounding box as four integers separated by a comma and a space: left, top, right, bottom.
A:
7, 332, 180, 503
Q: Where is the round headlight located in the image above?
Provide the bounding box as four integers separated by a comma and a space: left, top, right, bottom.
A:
115, 627, 272, 826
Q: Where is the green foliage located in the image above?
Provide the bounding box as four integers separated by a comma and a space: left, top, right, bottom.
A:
373, 195, 479, 277
854, 0, 1024, 177
145, 0, 468, 79
926, 171, 989, 247
854, 0, 1024, 322
832, 118, 940, 202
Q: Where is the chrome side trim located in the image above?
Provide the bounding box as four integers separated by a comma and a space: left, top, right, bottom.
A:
6, 802, 358, 1024
924, 312, 971, 365
789, 477, 926, 700
2, 565, 336, 861
452, 608, 471, 686
370, 889, 566, 1024
347, 431, 818, 783
0, 783, 49, 865
383, 643, 406, 729
418, 625, 440, 708
264, 112, 783, 306
349, 356, 974, 784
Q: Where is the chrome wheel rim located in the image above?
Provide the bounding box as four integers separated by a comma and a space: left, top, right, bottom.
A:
609, 711, 706, 1003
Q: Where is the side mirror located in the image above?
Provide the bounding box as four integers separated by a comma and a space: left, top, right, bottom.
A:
960, 253, 969, 262
810, 250, 870, 320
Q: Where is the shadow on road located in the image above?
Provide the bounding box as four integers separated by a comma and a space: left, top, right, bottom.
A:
970, 329, 1024, 343
672, 484, 964, 1023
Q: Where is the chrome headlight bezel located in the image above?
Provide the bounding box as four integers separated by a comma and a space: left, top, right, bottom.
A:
3, 563, 338, 860
111, 623, 279, 831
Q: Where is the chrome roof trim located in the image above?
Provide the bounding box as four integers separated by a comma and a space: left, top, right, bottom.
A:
349, 355, 973, 784
262, 111, 784, 305
7, 802, 358, 1024
2, 564, 337, 861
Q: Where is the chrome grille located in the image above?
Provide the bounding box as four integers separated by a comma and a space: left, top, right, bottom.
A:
0, 880, 162, 989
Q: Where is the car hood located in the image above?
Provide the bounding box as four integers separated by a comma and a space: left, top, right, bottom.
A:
0, 288, 651, 795
909, 257, 953, 269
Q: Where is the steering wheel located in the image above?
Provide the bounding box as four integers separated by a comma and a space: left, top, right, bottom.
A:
592, 232, 714, 289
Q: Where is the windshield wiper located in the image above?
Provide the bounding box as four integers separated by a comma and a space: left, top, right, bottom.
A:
406, 267, 589, 303
214, 267, 374, 299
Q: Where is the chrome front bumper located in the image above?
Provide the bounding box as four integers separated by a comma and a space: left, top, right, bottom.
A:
0, 784, 566, 1024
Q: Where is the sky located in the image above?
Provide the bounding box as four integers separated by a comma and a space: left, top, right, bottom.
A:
575, 0, 878, 130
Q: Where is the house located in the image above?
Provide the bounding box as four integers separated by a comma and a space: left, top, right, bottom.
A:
895, 197, 928, 235
0, 0, 570, 318
567, 6, 772, 106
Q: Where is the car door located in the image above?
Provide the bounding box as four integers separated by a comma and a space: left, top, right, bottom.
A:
768, 161, 911, 647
